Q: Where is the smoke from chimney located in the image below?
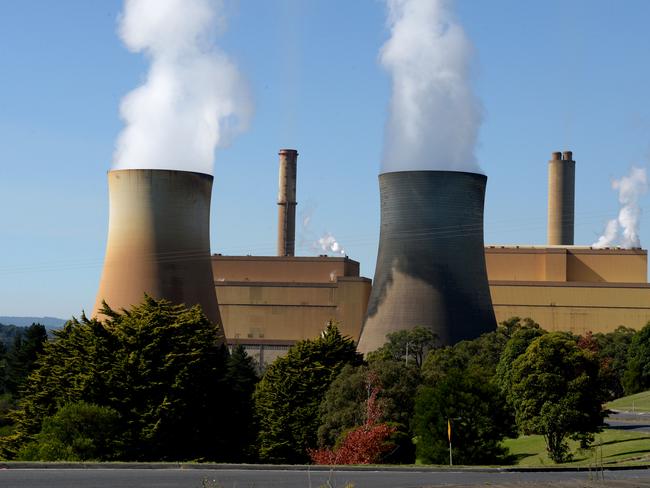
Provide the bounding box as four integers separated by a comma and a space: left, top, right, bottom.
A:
593, 167, 648, 249
380, 0, 482, 174
113, 0, 252, 175
317, 233, 346, 256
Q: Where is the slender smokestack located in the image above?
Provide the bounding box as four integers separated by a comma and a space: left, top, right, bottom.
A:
277, 149, 298, 256
357, 170, 496, 353
547, 150, 576, 245
93, 169, 223, 339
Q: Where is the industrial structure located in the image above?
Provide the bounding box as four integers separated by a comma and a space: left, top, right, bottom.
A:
356, 171, 496, 353
213, 255, 371, 364
91, 150, 650, 366
277, 149, 298, 257
486, 245, 650, 333
212, 149, 650, 364
93, 169, 223, 338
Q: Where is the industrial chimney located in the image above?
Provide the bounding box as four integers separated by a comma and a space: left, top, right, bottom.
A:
357, 170, 496, 353
547, 150, 575, 245
93, 169, 223, 338
277, 149, 298, 256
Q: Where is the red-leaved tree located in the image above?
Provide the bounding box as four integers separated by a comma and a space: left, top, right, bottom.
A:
309, 371, 397, 464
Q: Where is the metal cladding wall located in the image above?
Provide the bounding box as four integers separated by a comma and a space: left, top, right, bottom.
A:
357, 170, 496, 353
93, 169, 223, 337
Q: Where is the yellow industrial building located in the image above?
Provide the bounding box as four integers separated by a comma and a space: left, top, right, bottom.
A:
486, 246, 650, 333
214, 247, 650, 346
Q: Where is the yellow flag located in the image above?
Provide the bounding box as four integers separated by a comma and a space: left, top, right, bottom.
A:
447, 419, 451, 443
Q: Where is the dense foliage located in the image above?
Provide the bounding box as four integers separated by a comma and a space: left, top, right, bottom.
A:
413, 372, 513, 465
505, 332, 606, 462
0, 297, 256, 461
0, 323, 48, 396
366, 326, 438, 367
254, 323, 362, 463
622, 323, 650, 395
310, 370, 398, 464
318, 361, 420, 447
0, 310, 648, 464
17, 402, 122, 461
416, 329, 515, 465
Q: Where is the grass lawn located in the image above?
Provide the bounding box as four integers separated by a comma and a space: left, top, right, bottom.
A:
503, 429, 650, 466
607, 390, 650, 413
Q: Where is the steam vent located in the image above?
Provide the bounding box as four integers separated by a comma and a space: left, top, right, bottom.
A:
357, 170, 496, 353
93, 169, 223, 337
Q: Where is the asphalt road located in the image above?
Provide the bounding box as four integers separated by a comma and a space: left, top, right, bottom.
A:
1, 467, 650, 488
606, 411, 650, 433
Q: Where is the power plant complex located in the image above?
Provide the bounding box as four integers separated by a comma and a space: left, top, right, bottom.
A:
94, 150, 650, 366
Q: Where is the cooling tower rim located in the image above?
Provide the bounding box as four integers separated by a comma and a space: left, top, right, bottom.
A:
107, 168, 213, 179
378, 169, 487, 180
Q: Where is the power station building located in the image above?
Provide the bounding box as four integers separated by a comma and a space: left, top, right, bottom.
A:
213, 150, 650, 364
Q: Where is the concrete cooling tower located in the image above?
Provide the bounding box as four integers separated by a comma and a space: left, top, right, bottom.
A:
93, 169, 223, 337
357, 170, 496, 354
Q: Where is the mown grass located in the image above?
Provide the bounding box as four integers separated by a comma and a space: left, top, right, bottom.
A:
503, 429, 650, 466
607, 390, 650, 413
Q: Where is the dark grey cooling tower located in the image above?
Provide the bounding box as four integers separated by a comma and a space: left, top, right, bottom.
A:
357, 170, 496, 354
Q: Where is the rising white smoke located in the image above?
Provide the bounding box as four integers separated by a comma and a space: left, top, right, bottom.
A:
113, 0, 252, 175
318, 233, 346, 256
593, 167, 648, 249
380, 0, 482, 174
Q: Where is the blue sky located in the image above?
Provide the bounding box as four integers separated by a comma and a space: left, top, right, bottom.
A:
2, 0, 650, 318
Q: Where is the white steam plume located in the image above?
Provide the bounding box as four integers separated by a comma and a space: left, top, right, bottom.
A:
380, 0, 482, 174
593, 167, 648, 249
318, 233, 346, 256
113, 0, 252, 175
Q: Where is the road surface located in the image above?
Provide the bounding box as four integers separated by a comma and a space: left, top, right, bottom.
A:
1, 467, 650, 488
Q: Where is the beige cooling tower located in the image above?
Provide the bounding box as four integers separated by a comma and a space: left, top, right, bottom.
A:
93, 169, 223, 337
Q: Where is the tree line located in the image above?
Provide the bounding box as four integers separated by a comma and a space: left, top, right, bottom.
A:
1, 299, 649, 464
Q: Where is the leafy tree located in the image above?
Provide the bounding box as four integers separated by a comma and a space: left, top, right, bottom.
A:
2, 297, 233, 461
310, 423, 397, 465
412, 370, 513, 465
318, 361, 420, 446
506, 332, 605, 463
0, 341, 6, 394
310, 371, 398, 465
0, 393, 15, 437
0, 324, 22, 350
366, 326, 437, 367
254, 323, 362, 463
222, 345, 259, 462
495, 326, 546, 394
622, 322, 650, 395
498, 316, 541, 337
578, 329, 634, 401
422, 329, 511, 386
17, 402, 121, 461
4, 323, 48, 396
318, 360, 420, 463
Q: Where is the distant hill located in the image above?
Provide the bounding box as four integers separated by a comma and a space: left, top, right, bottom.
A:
0, 316, 66, 329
